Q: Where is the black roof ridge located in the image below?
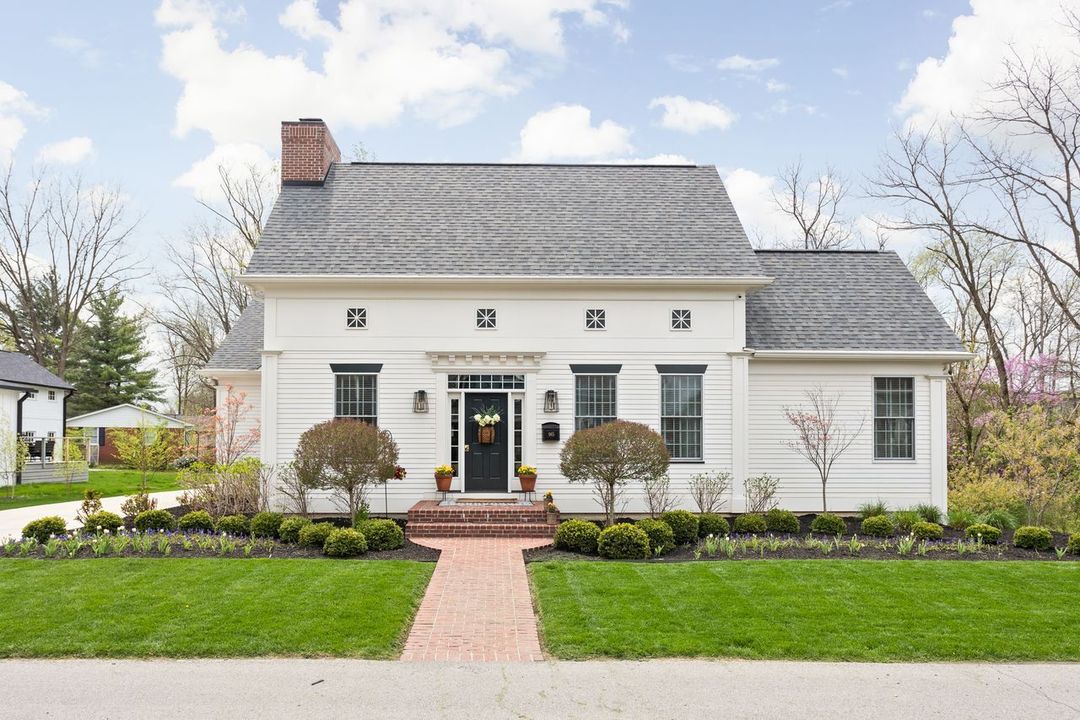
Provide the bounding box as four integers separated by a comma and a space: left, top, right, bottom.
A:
341, 161, 703, 168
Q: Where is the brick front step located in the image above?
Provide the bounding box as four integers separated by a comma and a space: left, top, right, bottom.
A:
406, 522, 556, 538
406, 500, 549, 524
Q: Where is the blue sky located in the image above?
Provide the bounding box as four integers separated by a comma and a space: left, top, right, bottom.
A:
0, 0, 1069, 263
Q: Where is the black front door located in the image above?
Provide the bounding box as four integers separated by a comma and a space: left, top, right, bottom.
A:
464, 393, 509, 492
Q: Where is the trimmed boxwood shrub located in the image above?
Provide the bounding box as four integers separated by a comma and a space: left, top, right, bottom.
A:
250, 511, 284, 538
698, 513, 729, 537
1013, 526, 1053, 551
597, 523, 650, 559
554, 519, 601, 555
733, 513, 767, 534
965, 523, 1001, 544
1068, 532, 1080, 556
636, 518, 676, 555
22, 516, 67, 543
323, 528, 368, 557
82, 511, 123, 535
861, 514, 894, 538
659, 510, 699, 545
809, 513, 846, 536
764, 508, 800, 534
298, 522, 336, 548
278, 517, 311, 544
357, 518, 404, 551
215, 514, 250, 536
911, 521, 944, 541
177, 510, 215, 533
134, 509, 177, 533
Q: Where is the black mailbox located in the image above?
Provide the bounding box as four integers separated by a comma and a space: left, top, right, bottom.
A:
541, 422, 560, 442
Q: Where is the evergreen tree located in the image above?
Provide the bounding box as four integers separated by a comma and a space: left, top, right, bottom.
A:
66, 288, 161, 416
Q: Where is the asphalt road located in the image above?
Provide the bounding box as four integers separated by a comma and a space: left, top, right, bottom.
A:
3, 659, 1079, 719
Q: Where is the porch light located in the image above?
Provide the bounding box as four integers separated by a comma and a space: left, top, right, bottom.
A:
413, 390, 429, 413
544, 390, 559, 413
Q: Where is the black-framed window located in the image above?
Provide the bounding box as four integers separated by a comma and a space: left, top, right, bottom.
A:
660, 374, 703, 460
671, 308, 692, 330
447, 374, 525, 390
585, 308, 606, 330
334, 374, 377, 424
575, 375, 617, 432
476, 308, 497, 329
346, 307, 367, 329
874, 377, 914, 459
47, 390, 56, 400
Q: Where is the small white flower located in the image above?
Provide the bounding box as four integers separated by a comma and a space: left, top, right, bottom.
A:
473, 414, 482, 422
493, 414, 501, 422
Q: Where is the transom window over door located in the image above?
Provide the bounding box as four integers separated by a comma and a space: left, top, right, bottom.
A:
874, 377, 914, 459
335, 374, 377, 425
575, 375, 617, 431
660, 374, 703, 461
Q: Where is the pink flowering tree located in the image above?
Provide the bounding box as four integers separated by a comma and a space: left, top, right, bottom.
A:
784, 388, 864, 512
201, 385, 261, 465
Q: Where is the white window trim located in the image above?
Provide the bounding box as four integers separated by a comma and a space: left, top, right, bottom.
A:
475, 307, 498, 330
332, 372, 379, 424
584, 308, 606, 331
658, 372, 705, 463
573, 373, 619, 432
670, 308, 692, 332
345, 307, 368, 330
871, 376, 916, 462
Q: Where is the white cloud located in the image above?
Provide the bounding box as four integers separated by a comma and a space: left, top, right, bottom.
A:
666, 54, 702, 72
922, 9, 939, 19
155, 0, 626, 186
832, 66, 849, 79
716, 54, 780, 72
49, 34, 102, 68
173, 141, 274, 199
765, 79, 789, 93
37, 136, 94, 164
0, 81, 43, 159
514, 104, 632, 162
721, 167, 798, 244
898, 0, 1078, 129
608, 153, 695, 165
648, 95, 736, 134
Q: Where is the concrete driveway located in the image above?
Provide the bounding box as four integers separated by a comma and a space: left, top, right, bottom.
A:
0, 489, 184, 539
1, 659, 1077, 719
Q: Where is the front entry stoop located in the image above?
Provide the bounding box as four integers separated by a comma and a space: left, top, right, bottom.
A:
406, 500, 557, 539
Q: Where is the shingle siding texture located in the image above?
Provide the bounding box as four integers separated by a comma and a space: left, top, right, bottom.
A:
245, 163, 764, 278
745, 251, 964, 353
206, 301, 264, 371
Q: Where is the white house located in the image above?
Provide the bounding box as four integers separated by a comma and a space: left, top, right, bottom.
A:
67, 404, 194, 466
202, 118, 968, 516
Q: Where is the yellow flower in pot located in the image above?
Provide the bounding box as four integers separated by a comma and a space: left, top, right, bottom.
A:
516, 464, 538, 492
434, 464, 454, 492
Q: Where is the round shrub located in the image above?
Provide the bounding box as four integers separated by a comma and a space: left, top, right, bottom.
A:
597, 523, 650, 559
323, 528, 368, 557
134, 509, 177, 533
1067, 533, 1080, 556
1013, 526, 1053, 551
911, 521, 944, 541
698, 513, 729, 537
82, 511, 123, 535
357, 519, 404, 551
861, 514, 894, 538
733, 514, 767, 534
764, 508, 800, 534
177, 510, 215, 533
636, 518, 676, 555
250, 511, 284, 538
22, 515, 67, 543
215, 514, 250, 536
659, 510, 699, 545
965, 523, 1001, 544
554, 519, 601, 555
809, 513, 846, 536
298, 522, 336, 548
278, 517, 311, 544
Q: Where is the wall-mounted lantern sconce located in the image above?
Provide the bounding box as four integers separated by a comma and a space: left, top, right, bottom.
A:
544, 390, 559, 413
413, 390, 429, 413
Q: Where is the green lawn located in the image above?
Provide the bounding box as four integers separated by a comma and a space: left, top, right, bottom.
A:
530, 560, 1080, 661
0, 469, 180, 510
0, 558, 434, 658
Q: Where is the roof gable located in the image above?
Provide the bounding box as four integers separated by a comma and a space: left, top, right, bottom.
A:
206, 301, 264, 371
0, 351, 73, 390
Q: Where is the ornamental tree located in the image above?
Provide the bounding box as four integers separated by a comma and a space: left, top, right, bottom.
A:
559, 420, 670, 526
294, 419, 398, 519
784, 387, 863, 512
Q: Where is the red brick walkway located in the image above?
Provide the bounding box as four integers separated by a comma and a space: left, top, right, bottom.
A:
401, 537, 551, 662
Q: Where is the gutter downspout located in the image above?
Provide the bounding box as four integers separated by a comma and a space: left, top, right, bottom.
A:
63, 389, 74, 462
15, 390, 28, 485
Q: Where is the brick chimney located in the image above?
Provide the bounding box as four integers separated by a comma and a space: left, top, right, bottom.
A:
280, 118, 341, 186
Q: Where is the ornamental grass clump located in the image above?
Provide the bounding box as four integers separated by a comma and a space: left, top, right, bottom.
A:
810, 512, 846, 536
659, 510, 699, 545
636, 518, 675, 555
323, 528, 368, 557
891, 509, 921, 534
133, 509, 177, 533
356, 519, 404, 551
597, 523, 650, 559
250, 512, 284, 538
911, 521, 944, 542
698, 513, 729, 537
22, 516, 67, 543
764, 509, 800, 534
177, 510, 215, 533
553, 519, 601, 555
278, 517, 311, 544
298, 522, 336, 548
82, 511, 123, 535
964, 523, 1001, 544
732, 514, 767, 534
1013, 526, 1053, 551
861, 514, 894, 538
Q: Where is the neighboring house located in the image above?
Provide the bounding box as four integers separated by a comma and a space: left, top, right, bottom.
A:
67, 404, 194, 466
0, 350, 86, 485
202, 118, 968, 515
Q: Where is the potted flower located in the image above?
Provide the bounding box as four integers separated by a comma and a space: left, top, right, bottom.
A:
472, 405, 501, 444
434, 464, 454, 492
516, 464, 538, 492
543, 491, 558, 524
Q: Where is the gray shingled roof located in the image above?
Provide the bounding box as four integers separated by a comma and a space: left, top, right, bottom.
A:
746, 251, 965, 353
245, 163, 765, 278
206, 301, 263, 370
0, 351, 73, 390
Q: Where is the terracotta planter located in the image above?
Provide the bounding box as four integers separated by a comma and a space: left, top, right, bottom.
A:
435, 474, 453, 492
477, 425, 496, 444
546, 511, 559, 525
518, 474, 537, 492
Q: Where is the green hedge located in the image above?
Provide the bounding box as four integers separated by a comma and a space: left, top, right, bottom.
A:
177, 511, 214, 533
82, 511, 123, 535
911, 521, 944, 541
22, 516, 67, 543
764, 509, 800, 534
298, 522, 336, 548
965, 523, 1001, 544
597, 524, 650, 559
861, 515, 894, 538
278, 517, 311, 544
1013, 526, 1053, 551
698, 513, 729, 537
323, 528, 368, 557
659, 510, 699, 545
134, 509, 177, 533
554, 520, 601, 555
216, 515, 250, 536
357, 519, 404, 551
250, 512, 284, 538
809, 513, 846, 536
636, 518, 675, 555
733, 514, 766, 534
